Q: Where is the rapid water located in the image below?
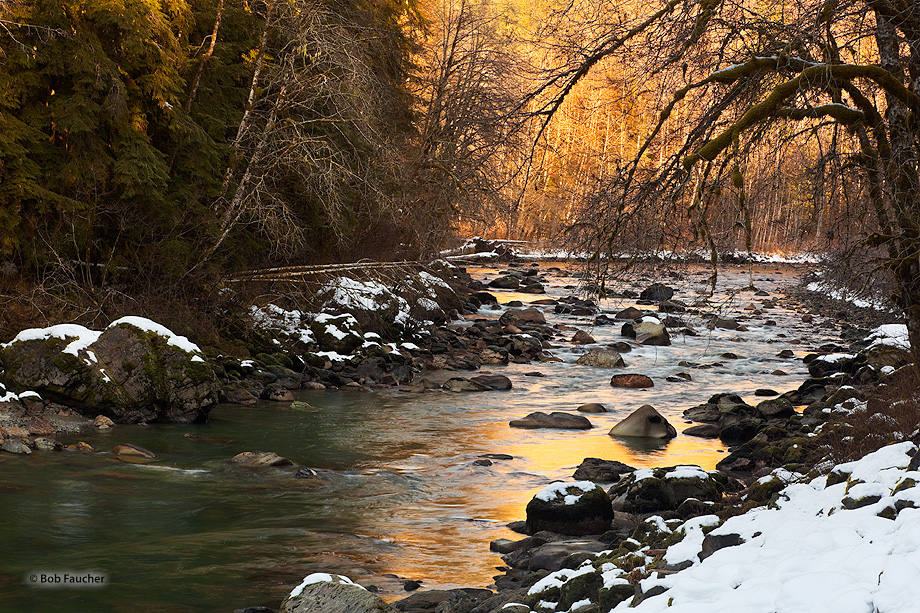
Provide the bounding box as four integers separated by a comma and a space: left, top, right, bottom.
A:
0, 262, 838, 612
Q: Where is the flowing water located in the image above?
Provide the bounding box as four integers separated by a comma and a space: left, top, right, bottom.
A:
0, 262, 838, 612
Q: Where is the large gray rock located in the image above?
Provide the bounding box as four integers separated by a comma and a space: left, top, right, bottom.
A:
526, 481, 613, 536
0, 321, 219, 424
500, 308, 546, 325
282, 574, 396, 613
621, 319, 671, 346
608, 405, 677, 439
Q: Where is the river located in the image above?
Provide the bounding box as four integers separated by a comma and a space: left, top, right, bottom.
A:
0, 261, 837, 612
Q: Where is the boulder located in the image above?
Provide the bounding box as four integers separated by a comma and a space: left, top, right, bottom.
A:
310, 314, 364, 355
577, 403, 608, 413
608, 405, 676, 439
0, 319, 219, 424
609, 374, 654, 388
510, 412, 592, 430
261, 383, 295, 402
392, 589, 494, 613
499, 308, 546, 325
756, 397, 795, 419
526, 481, 614, 536
608, 465, 723, 513
573, 458, 636, 482
282, 574, 396, 613
575, 349, 625, 368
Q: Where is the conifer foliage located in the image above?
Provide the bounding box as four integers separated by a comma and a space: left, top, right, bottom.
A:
0, 0, 424, 289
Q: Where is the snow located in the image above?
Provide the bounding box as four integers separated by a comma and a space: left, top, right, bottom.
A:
527, 563, 596, 596
612, 442, 920, 613
866, 324, 910, 351
534, 481, 598, 505
288, 573, 363, 599
805, 282, 879, 310
315, 350, 352, 363
250, 304, 315, 345
3, 318, 203, 357
633, 465, 711, 481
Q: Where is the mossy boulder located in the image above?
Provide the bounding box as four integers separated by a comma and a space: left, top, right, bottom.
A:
282, 574, 396, 613
309, 314, 364, 355
609, 465, 723, 513
526, 482, 614, 536
0, 320, 218, 424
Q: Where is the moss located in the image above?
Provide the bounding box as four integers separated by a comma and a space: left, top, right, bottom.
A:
894, 478, 918, 494
559, 570, 603, 610
826, 469, 851, 487
597, 583, 635, 611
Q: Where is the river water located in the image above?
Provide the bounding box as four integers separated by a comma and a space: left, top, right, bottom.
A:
0, 262, 838, 612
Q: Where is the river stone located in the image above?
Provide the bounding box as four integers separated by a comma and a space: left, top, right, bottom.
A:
577, 403, 608, 413
112, 443, 156, 459
489, 275, 521, 290
575, 348, 625, 368
756, 397, 795, 419
573, 458, 636, 482
608, 465, 723, 513
33, 437, 63, 451
0, 321, 219, 424
632, 320, 671, 346
499, 308, 546, 325
282, 574, 396, 613
442, 377, 490, 392
526, 539, 610, 572
392, 588, 494, 613
261, 383, 295, 402
1, 439, 31, 455
609, 374, 654, 388
93, 415, 115, 429
571, 330, 596, 344
469, 374, 512, 390
510, 412, 592, 430
614, 307, 644, 320
639, 283, 675, 302
231, 451, 294, 467
526, 481, 614, 536
683, 424, 721, 438
608, 405, 676, 439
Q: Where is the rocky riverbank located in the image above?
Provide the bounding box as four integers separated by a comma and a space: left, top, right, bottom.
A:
1, 254, 916, 613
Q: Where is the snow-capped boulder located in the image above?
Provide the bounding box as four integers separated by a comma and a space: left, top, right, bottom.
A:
526, 481, 614, 536
282, 573, 395, 613
609, 465, 724, 513
0, 318, 218, 424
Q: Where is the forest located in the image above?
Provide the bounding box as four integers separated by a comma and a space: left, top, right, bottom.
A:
1, 0, 919, 359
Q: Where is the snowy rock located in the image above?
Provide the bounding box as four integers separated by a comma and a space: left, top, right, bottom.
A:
0, 319, 218, 424
609, 465, 723, 513
621, 319, 671, 346
282, 573, 395, 613
526, 481, 614, 536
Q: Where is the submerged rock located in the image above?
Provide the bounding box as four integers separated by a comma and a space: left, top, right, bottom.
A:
469, 374, 512, 390
608, 405, 676, 439
230, 451, 294, 467
112, 443, 156, 459
577, 403, 608, 413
